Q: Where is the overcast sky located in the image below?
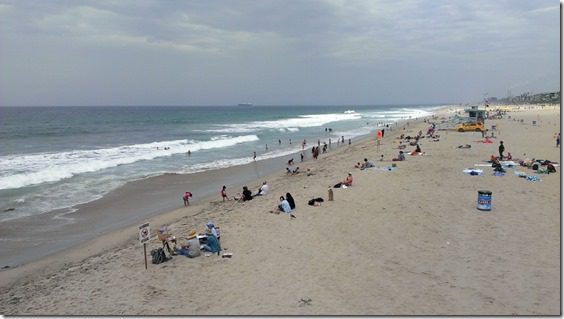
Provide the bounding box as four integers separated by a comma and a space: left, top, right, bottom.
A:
0, 0, 560, 106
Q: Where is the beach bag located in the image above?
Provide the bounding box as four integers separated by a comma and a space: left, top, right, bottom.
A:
532, 163, 539, 171
151, 248, 167, 264
308, 197, 325, 206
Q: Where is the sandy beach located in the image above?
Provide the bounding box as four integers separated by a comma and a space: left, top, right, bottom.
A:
0, 105, 560, 315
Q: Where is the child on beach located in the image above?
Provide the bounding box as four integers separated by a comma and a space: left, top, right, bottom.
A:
221, 185, 229, 201
182, 192, 192, 206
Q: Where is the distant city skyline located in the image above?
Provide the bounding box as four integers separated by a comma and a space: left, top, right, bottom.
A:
0, 0, 559, 106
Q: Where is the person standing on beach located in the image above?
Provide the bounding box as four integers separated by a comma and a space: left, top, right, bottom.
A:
555, 133, 560, 147
498, 141, 505, 159
221, 185, 229, 201
253, 151, 257, 161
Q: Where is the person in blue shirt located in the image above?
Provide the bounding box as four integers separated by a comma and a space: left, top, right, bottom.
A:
203, 233, 221, 255
272, 196, 296, 218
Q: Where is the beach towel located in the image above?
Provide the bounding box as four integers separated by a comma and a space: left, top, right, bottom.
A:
526, 175, 540, 182
500, 161, 516, 168
463, 168, 483, 176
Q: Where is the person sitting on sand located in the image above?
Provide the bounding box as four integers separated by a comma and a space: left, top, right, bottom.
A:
344, 172, 353, 186
271, 196, 296, 218
334, 173, 353, 188
240, 186, 253, 201
157, 227, 177, 255
392, 151, 405, 161
205, 220, 220, 240
415, 144, 421, 153
360, 158, 375, 170
292, 167, 300, 175
180, 230, 201, 258
354, 162, 362, 168
255, 181, 269, 196
491, 158, 505, 173
202, 232, 221, 255
286, 192, 296, 210
182, 191, 193, 206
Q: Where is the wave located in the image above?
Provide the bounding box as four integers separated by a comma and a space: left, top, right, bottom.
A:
0, 135, 259, 190
204, 112, 362, 133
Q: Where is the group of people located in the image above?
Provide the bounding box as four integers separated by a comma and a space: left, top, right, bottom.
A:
271, 192, 296, 218
220, 182, 269, 202
354, 158, 375, 170
176, 221, 222, 258
157, 220, 222, 259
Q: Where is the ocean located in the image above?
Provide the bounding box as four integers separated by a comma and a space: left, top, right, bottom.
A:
0, 104, 444, 223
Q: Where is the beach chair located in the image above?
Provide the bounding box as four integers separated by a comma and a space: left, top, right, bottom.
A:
157, 228, 177, 256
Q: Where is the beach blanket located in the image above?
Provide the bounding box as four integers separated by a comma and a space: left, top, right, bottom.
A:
475, 140, 493, 144
500, 161, 516, 168
463, 168, 483, 176
514, 171, 541, 182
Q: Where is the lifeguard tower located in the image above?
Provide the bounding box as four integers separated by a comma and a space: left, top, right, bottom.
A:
464, 105, 487, 123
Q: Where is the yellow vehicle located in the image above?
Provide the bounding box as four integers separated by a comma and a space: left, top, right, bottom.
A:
456, 122, 485, 132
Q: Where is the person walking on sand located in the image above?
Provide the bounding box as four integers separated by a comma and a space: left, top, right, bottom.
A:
221, 185, 229, 201
253, 151, 256, 161
498, 141, 505, 159
556, 133, 560, 148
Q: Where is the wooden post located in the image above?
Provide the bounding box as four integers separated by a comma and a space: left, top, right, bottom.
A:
144, 243, 148, 270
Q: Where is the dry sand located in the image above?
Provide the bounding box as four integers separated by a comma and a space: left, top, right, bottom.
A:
0, 105, 560, 315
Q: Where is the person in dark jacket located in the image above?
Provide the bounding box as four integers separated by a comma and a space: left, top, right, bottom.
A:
286, 192, 296, 210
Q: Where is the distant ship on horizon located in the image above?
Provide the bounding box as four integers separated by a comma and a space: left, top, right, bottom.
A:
237, 103, 253, 107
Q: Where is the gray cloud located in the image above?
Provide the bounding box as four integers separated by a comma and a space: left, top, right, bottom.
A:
0, 0, 559, 106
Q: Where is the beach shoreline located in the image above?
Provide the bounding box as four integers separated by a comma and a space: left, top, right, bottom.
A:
0, 104, 559, 315
0, 106, 458, 269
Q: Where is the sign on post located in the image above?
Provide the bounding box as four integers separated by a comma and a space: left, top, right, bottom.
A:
139, 223, 150, 244
139, 223, 150, 269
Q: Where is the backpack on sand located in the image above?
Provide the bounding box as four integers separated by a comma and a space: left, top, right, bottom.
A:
151, 247, 167, 264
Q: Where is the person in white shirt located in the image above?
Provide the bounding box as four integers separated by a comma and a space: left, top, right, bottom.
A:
255, 181, 269, 196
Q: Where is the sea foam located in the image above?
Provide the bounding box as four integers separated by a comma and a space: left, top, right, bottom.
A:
0, 134, 259, 190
